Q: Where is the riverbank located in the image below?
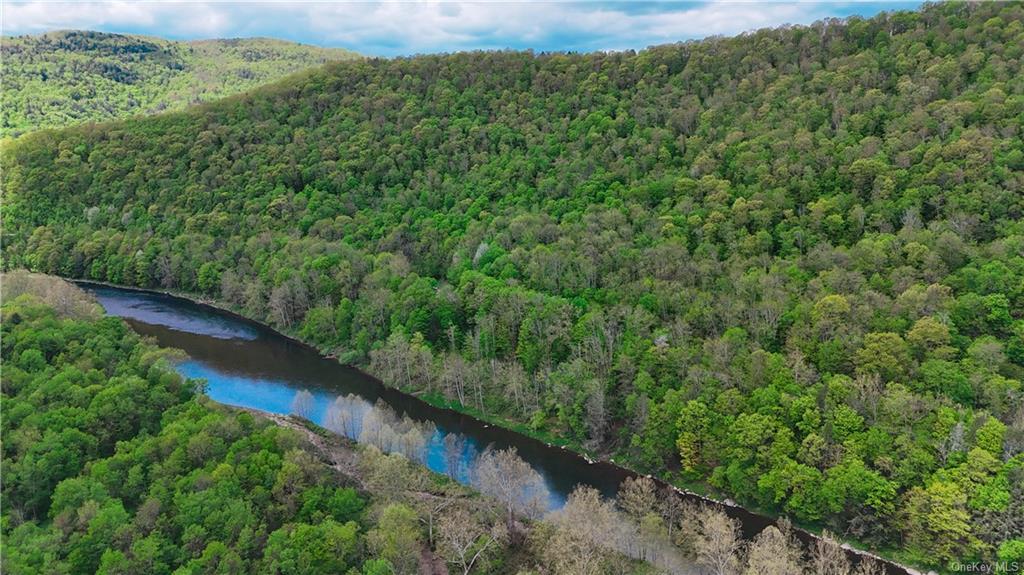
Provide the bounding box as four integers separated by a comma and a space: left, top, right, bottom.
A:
73, 278, 926, 575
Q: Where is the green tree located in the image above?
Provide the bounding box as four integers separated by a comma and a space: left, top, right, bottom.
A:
902, 481, 976, 566
261, 520, 360, 575
856, 333, 912, 382
367, 504, 422, 575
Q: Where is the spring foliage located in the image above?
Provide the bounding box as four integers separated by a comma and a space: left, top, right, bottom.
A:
3, 3, 1024, 568
0, 277, 666, 575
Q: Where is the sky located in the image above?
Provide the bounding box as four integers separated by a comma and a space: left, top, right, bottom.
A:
2, 1, 923, 57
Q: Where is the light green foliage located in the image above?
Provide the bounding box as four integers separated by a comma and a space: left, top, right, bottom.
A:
901, 481, 977, 566
998, 540, 1024, 564
366, 504, 422, 575
359, 559, 396, 575
855, 333, 911, 382
906, 317, 953, 360
974, 417, 1006, 456
261, 519, 361, 574
3, 3, 1024, 569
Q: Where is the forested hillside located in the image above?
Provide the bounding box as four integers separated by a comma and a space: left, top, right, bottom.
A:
3, 2, 1024, 570
0, 30, 357, 137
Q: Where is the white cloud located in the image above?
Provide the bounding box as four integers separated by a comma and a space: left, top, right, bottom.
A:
3, 1, 232, 37
291, 1, 824, 53
1, 1, 913, 55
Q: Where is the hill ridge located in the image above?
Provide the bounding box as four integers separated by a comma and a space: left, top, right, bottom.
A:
0, 29, 358, 137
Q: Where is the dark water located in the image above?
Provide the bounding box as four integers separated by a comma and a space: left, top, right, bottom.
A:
83, 283, 911, 575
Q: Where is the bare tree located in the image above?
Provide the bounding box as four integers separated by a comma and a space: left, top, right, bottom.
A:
495, 359, 530, 416
695, 505, 743, 575
220, 269, 244, 306
243, 278, 267, 317
575, 309, 622, 377
787, 349, 819, 387
394, 415, 433, 463
658, 488, 686, 540
397, 426, 427, 463
441, 352, 469, 406
269, 277, 309, 328
938, 421, 966, 465
583, 380, 607, 448
437, 506, 506, 575
812, 531, 851, 575
324, 395, 359, 438
1, 271, 100, 319
419, 493, 457, 548
851, 373, 884, 424
673, 499, 702, 556
290, 389, 315, 420
156, 253, 174, 288
617, 476, 658, 522
443, 433, 467, 479
359, 406, 387, 449
344, 395, 364, 437
743, 524, 803, 575
473, 447, 548, 527
543, 486, 616, 575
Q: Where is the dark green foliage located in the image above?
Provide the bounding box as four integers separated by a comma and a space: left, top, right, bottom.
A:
3, 3, 1024, 569
1, 30, 358, 137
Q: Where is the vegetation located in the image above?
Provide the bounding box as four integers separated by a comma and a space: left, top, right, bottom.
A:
4, 274, 887, 575
0, 30, 357, 137
3, 2, 1023, 570
0, 273, 667, 574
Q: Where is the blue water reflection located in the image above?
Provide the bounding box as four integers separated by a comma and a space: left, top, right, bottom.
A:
177, 354, 543, 501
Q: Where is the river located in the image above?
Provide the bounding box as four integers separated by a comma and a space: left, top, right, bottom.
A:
82, 282, 914, 575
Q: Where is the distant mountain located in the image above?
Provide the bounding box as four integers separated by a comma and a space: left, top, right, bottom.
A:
0, 30, 358, 137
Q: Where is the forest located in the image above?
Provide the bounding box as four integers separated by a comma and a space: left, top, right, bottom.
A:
0, 30, 357, 137
2, 273, 891, 575
2, 2, 1023, 570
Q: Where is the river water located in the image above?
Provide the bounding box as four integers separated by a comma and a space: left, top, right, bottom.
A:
83, 283, 911, 575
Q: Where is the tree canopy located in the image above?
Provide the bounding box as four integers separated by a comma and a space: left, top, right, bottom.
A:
3, 2, 1023, 570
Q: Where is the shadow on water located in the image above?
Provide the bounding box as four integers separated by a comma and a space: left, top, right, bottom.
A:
81, 282, 911, 575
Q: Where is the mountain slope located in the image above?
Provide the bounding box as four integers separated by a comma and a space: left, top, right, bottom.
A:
3, 2, 1023, 570
0, 30, 358, 137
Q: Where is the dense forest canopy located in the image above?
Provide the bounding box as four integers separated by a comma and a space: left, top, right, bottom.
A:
3, 2, 1024, 570
0, 30, 358, 137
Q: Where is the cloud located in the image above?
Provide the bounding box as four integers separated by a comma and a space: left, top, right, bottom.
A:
293, 1, 820, 53
1, 1, 921, 56
3, 1, 233, 37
